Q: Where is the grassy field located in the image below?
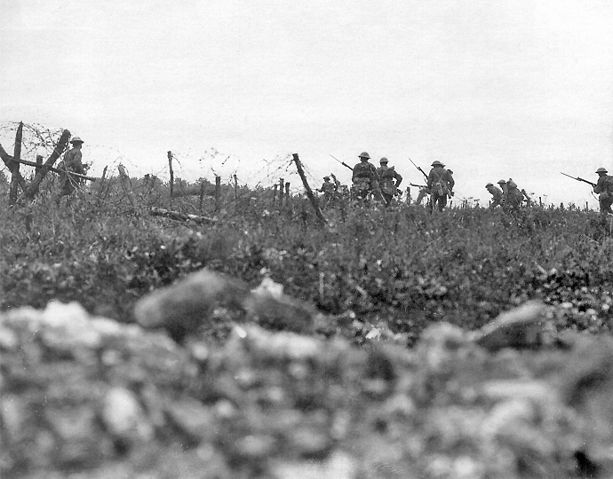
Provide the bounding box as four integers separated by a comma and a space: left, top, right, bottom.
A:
1, 178, 611, 342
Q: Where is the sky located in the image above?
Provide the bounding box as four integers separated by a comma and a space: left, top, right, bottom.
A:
2, 0, 613, 206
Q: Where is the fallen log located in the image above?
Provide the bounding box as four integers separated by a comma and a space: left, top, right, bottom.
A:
150, 206, 217, 224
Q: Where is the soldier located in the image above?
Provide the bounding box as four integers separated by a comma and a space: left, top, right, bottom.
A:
376, 157, 403, 205
446, 169, 456, 197
504, 179, 524, 211
317, 176, 337, 206
485, 182, 503, 208
58, 136, 86, 198
351, 151, 380, 201
593, 167, 613, 215
427, 160, 453, 211
414, 185, 431, 206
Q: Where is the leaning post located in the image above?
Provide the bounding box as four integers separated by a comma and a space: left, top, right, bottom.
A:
9, 121, 23, 205
291, 153, 326, 226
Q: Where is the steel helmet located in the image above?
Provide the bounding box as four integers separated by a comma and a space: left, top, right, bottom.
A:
358, 152, 370, 159
497, 179, 506, 185
485, 183, 493, 188
431, 160, 444, 167
379, 157, 388, 164
70, 136, 84, 144
507, 180, 517, 188
447, 169, 453, 174
323, 176, 330, 180
596, 167, 608, 174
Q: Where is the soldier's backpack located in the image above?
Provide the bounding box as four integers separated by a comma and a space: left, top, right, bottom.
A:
430, 169, 449, 196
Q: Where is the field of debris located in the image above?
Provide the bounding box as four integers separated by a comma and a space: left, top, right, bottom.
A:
1, 170, 613, 477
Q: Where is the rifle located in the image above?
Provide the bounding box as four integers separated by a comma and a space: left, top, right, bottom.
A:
560, 172, 596, 187
409, 183, 428, 188
408, 157, 428, 181
329, 154, 353, 172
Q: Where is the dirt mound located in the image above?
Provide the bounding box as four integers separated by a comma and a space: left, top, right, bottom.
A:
2, 296, 613, 478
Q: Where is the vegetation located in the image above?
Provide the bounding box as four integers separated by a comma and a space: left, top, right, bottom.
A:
0, 176, 611, 343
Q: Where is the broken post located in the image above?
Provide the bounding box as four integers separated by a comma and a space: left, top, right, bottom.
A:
291, 153, 326, 226
167, 151, 174, 198
279, 178, 284, 206
24, 129, 71, 201
215, 175, 221, 212
117, 164, 136, 209
9, 122, 23, 205
233, 174, 238, 200
199, 180, 205, 212
35, 155, 43, 175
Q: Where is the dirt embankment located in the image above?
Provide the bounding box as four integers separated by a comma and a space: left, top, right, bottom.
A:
2, 270, 613, 478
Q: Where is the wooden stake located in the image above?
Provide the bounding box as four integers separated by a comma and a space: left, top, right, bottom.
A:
291, 153, 326, 225
9, 122, 23, 205
167, 151, 174, 198
25, 129, 71, 200
199, 180, 205, 212
117, 164, 136, 209
214, 176, 221, 212
233, 174, 238, 200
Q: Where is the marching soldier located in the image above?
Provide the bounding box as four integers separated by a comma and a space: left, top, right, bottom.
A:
351, 152, 380, 201
58, 136, 86, 198
376, 157, 403, 205
594, 167, 613, 215
427, 160, 453, 211
485, 183, 503, 208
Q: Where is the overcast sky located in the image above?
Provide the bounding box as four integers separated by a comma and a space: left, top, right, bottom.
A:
2, 0, 613, 205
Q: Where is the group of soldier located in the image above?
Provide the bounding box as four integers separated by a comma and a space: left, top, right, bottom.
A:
484, 179, 529, 211
55, 139, 613, 216
317, 151, 613, 215
318, 151, 455, 211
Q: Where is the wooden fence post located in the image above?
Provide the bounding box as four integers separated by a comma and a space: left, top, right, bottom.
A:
199, 180, 205, 212
215, 175, 221, 212
233, 174, 238, 200
167, 151, 174, 198
117, 164, 136, 209
24, 129, 71, 201
292, 153, 326, 226
9, 121, 23, 205
35, 155, 43, 175
272, 184, 278, 206
279, 178, 285, 206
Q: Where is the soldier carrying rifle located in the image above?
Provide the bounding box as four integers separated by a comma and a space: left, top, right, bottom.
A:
351, 152, 381, 201
561, 168, 613, 215
594, 167, 613, 215
57, 136, 86, 199
427, 160, 454, 211
376, 157, 403, 205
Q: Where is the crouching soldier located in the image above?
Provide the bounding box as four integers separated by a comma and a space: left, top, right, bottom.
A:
486, 182, 503, 208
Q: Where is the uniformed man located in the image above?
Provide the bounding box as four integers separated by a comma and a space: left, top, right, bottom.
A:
485, 182, 503, 208
58, 136, 86, 197
593, 167, 613, 215
446, 169, 456, 197
317, 176, 337, 206
427, 160, 453, 211
351, 152, 380, 201
376, 157, 403, 205
414, 185, 431, 206
504, 179, 524, 211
